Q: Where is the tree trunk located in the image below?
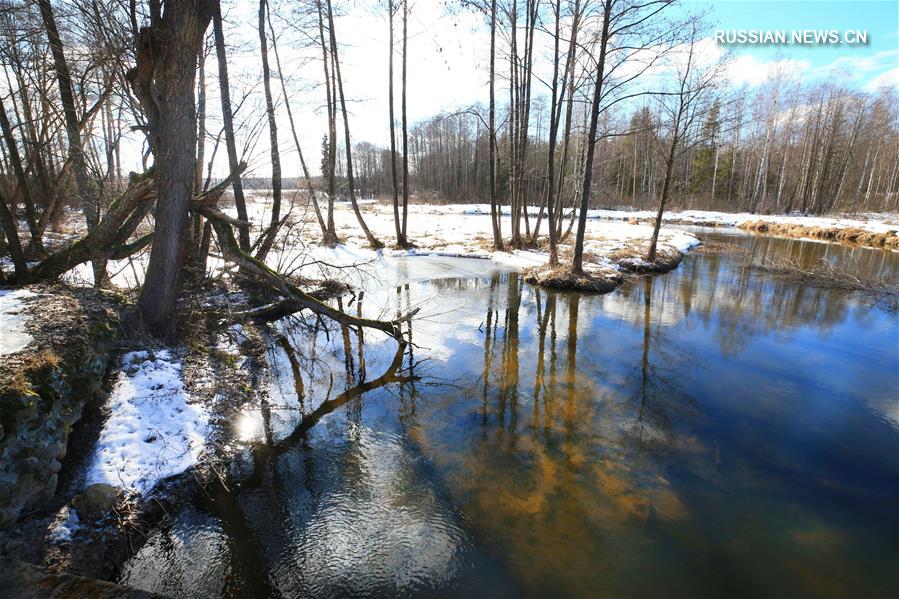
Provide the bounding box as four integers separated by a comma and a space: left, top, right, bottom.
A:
388, 0, 405, 246
570, 0, 611, 274
326, 0, 381, 249
0, 188, 27, 278
544, 0, 562, 266
267, 8, 327, 239
255, 0, 283, 261
130, 1, 213, 336
212, 4, 251, 250
646, 131, 678, 262
401, 0, 410, 240
489, 0, 502, 249
0, 96, 42, 255
316, 0, 338, 243
38, 0, 103, 282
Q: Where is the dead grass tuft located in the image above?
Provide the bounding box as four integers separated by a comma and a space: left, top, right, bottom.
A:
522, 264, 621, 293
693, 240, 745, 254
609, 242, 684, 273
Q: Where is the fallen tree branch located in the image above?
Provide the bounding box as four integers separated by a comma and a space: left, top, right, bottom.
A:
21, 171, 157, 283
13, 162, 250, 285
202, 206, 418, 340
745, 256, 898, 311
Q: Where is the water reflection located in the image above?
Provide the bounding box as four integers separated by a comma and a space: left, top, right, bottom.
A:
121, 236, 899, 598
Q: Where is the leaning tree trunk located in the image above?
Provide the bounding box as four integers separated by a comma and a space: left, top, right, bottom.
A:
38, 0, 103, 282
255, 0, 283, 262
326, 0, 381, 249
212, 3, 251, 250
646, 132, 678, 262
267, 8, 327, 239
129, 1, 213, 336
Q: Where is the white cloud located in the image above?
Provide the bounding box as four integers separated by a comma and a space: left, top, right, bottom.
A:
724, 53, 812, 87
867, 66, 899, 90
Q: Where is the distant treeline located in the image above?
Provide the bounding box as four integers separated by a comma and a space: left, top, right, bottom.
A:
329, 82, 897, 215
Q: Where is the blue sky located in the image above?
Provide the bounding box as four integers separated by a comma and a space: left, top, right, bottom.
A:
686, 0, 899, 89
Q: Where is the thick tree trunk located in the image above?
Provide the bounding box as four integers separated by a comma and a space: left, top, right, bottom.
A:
130, 1, 213, 336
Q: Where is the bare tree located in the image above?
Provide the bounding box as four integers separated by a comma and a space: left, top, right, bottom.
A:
128, 0, 214, 335
255, 0, 283, 262
387, 0, 406, 246
325, 0, 382, 249
38, 0, 103, 281
647, 16, 724, 261
212, 3, 251, 250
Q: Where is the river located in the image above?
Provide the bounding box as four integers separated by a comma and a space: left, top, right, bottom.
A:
119, 230, 899, 598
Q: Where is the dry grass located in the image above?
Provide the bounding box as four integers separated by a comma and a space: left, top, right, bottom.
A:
738, 220, 899, 251
522, 264, 621, 293
609, 242, 684, 273
693, 239, 746, 254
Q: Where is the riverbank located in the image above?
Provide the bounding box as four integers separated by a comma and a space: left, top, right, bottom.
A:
243, 199, 702, 289
0, 283, 266, 584
562, 206, 898, 251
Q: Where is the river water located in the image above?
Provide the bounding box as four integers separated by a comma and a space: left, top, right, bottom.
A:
119, 230, 899, 598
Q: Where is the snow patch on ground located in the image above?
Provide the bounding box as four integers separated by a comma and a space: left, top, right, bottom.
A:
48, 505, 81, 543
87, 350, 209, 494
271, 202, 703, 280
0, 288, 36, 355
457, 203, 898, 234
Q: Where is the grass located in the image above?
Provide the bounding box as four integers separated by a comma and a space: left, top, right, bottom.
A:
522, 264, 621, 293
738, 220, 899, 251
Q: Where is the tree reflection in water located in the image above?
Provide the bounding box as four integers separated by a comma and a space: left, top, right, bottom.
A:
120, 238, 898, 598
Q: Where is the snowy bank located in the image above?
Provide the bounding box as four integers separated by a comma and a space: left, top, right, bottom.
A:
0, 289, 35, 355
87, 350, 209, 494
254, 201, 701, 283
460, 203, 898, 235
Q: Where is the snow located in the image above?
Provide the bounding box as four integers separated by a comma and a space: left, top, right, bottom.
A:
458, 203, 898, 235
48, 197, 894, 294
253, 201, 703, 282
582, 208, 899, 235
0, 288, 35, 355
87, 350, 209, 494
48, 506, 80, 543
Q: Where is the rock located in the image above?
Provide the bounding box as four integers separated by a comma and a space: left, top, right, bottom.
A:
72, 484, 119, 520
0, 558, 161, 598
0, 285, 122, 528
